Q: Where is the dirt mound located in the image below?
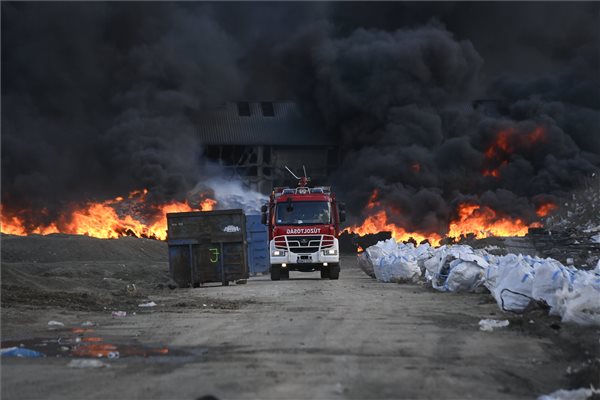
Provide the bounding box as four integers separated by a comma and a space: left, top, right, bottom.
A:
1, 234, 172, 310
1, 233, 167, 263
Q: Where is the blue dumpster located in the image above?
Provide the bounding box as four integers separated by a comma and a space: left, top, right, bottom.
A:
246, 214, 269, 275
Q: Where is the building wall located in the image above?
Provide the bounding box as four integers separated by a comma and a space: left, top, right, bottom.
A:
203, 145, 338, 194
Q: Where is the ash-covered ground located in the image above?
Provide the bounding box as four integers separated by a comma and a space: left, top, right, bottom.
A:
1, 234, 245, 318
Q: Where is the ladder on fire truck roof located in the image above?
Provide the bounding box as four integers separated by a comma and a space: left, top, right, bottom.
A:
273, 166, 331, 196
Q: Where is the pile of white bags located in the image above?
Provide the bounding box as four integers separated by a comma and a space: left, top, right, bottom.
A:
369, 239, 422, 283
485, 254, 535, 312
364, 240, 600, 325
422, 245, 488, 292
554, 266, 600, 325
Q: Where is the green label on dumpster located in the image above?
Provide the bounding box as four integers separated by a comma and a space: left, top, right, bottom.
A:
209, 248, 220, 263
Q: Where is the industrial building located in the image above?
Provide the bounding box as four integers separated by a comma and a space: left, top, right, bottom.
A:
196, 101, 338, 194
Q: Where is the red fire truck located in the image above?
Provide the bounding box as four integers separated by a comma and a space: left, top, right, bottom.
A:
261, 167, 346, 280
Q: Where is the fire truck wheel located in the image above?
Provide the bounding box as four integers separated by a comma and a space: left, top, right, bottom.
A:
270, 265, 281, 281
281, 269, 289, 280
320, 267, 330, 279
329, 264, 340, 280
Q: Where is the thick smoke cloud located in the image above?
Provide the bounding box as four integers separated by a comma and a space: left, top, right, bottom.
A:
2, 2, 599, 235
2, 3, 244, 225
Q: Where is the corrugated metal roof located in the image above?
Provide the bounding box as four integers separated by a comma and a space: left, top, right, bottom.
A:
195, 102, 335, 146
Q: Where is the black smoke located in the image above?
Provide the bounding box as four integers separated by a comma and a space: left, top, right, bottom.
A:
2, 2, 599, 235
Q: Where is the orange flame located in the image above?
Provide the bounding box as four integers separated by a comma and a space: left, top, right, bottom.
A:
345, 210, 443, 246
366, 190, 380, 209
482, 127, 546, 178
345, 191, 545, 245
448, 203, 540, 240
1, 190, 217, 240
536, 202, 558, 217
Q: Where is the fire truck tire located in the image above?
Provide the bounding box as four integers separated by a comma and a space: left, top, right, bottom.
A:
329, 264, 340, 280
320, 267, 330, 279
281, 269, 289, 280
271, 265, 281, 281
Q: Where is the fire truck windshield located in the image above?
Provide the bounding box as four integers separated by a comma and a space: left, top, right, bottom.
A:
275, 201, 330, 225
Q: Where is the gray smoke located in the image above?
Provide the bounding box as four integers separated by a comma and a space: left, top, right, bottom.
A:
2, 2, 599, 235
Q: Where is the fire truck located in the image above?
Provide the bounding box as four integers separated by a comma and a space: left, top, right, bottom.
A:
261, 167, 346, 280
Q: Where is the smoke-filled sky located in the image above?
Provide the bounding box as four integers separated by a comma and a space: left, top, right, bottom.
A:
2, 2, 599, 234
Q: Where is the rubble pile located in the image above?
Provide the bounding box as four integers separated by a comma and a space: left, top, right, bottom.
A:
536, 178, 600, 267
360, 239, 600, 326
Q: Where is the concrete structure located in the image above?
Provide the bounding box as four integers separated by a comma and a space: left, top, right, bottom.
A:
196, 102, 338, 194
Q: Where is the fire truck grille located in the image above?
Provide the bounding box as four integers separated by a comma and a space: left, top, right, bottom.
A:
274, 235, 335, 253
290, 247, 320, 254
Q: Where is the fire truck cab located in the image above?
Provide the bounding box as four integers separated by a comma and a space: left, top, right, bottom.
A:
261, 168, 346, 281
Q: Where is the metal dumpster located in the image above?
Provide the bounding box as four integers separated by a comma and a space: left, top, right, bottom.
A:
167, 209, 249, 287
245, 214, 269, 275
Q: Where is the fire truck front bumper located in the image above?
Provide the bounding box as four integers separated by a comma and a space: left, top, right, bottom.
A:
269, 238, 340, 266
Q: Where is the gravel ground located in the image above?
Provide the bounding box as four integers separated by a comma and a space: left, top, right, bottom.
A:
1, 234, 598, 399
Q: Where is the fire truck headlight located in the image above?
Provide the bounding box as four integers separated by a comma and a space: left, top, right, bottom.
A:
323, 249, 338, 256
272, 250, 285, 257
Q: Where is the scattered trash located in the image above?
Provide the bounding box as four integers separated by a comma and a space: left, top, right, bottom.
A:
479, 319, 510, 332
0, 347, 45, 358
2, 337, 171, 359
111, 311, 127, 317
81, 337, 103, 343
71, 328, 94, 334
81, 321, 95, 327
68, 359, 110, 368
47, 320, 65, 327
537, 386, 600, 400
126, 283, 137, 293
138, 301, 157, 308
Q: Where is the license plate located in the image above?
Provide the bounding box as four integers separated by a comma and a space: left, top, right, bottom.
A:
297, 257, 312, 263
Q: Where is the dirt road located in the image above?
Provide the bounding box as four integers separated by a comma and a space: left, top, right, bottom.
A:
2, 239, 599, 400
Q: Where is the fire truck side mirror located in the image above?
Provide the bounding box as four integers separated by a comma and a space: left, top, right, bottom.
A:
260, 205, 268, 213
339, 210, 346, 223
339, 202, 346, 211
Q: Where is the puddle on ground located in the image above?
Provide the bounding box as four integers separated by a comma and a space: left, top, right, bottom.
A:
1, 327, 179, 359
